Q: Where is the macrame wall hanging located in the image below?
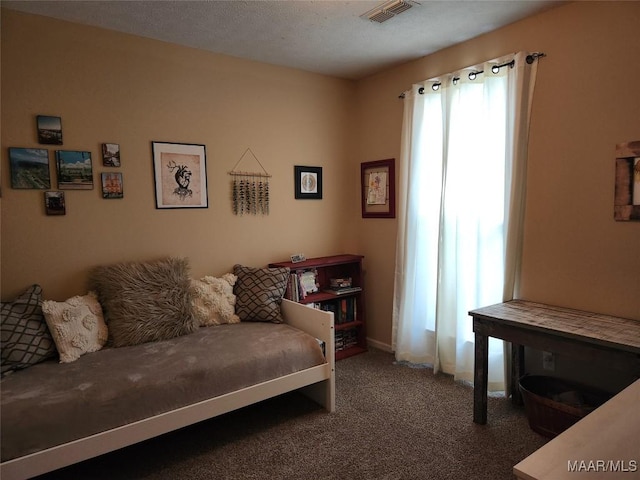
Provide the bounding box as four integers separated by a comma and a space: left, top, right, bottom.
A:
228, 148, 271, 216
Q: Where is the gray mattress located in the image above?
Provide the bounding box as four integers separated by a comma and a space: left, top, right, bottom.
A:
1, 322, 326, 462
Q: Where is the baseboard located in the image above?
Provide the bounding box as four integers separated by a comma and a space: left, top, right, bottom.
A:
366, 337, 393, 353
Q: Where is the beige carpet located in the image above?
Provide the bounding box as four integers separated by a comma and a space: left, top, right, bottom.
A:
36, 348, 547, 479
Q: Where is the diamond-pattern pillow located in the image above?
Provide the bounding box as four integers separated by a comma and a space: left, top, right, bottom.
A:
1, 285, 57, 376
233, 264, 290, 323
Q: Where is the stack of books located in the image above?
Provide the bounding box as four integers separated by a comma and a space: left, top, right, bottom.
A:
330, 277, 352, 288
323, 277, 362, 296
335, 328, 358, 352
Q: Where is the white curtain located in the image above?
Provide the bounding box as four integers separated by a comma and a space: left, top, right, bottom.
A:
392, 52, 539, 391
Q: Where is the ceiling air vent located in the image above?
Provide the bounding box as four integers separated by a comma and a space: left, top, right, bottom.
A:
361, 0, 417, 23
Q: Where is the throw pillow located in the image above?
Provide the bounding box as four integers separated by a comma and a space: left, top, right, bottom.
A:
191, 273, 241, 326
88, 257, 198, 347
233, 264, 290, 323
42, 292, 108, 363
1, 284, 57, 376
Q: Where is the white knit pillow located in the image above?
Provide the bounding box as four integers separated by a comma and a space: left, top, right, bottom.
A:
42, 292, 108, 363
191, 273, 240, 326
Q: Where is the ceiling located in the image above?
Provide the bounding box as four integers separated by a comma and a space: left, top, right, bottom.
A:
2, 0, 563, 80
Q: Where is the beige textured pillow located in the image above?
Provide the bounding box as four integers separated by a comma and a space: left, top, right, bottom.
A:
233, 264, 290, 323
191, 273, 241, 326
42, 292, 108, 363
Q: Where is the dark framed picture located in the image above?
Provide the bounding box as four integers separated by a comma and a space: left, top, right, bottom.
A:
294, 165, 322, 199
102, 143, 121, 167
152, 141, 208, 209
37, 115, 63, 145
361, 158, 395, 218
8, 147, 51, 189
55, 150, 94, 190
614, 140, 640, 221
44, 191, 66, 215
101, 172, 123, 199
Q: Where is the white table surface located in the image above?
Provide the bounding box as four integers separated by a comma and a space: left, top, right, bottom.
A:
514, 378, 640, 479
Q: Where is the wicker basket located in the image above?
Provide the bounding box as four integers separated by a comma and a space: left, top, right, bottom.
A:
518, 375, 612, 438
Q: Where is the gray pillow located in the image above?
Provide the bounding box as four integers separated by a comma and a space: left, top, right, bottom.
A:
88, 257, 198, 347
1, 284, 56, 376
233, 264, 290, 323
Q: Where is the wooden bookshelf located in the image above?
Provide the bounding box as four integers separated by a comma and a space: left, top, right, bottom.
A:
269, 254, 367, 360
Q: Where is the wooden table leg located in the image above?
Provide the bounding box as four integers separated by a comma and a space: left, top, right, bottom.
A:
473, 330, 489, 424
511, 343, 525, 405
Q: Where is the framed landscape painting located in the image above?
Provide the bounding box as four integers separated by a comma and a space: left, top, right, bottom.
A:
55, 150, 94, 190
8, 147, 51, 189
37, 115, 63, 145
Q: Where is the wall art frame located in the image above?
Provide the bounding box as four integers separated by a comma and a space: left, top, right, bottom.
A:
614, 140, 640, 221
55, 150, 94, 190
102, 143, 121, 167
44, 191, 66, 215
101, 172, 124, 199
294, 165, 322, 199
361, 158, 395, 218
8, 147, 51, 189
36, 115, 63, 145
152, 141, 208, 209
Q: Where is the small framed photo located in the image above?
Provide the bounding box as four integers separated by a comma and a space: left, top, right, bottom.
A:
44, 191, 66, 215
102, 143, 121, 167
55, 150, 94, 190
361, 158, 395, 218
614, 140, 640, 221
8, 147, 51, 189
152, 141, 208, 209
101, 172, 123, 199
37, 115, 63, 145
294, 165, 322, 199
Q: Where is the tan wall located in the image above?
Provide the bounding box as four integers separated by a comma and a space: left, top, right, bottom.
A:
355, 1, 640, 350
2, 3, 639, 358
1, 9, 358, 301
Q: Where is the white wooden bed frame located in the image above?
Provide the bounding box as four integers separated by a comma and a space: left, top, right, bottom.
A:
0, 299, 335, 480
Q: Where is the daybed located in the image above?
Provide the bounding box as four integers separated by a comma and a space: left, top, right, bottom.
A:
0, 259, 335, 480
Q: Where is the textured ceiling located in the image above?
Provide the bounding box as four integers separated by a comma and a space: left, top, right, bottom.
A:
2, 0, 563, 79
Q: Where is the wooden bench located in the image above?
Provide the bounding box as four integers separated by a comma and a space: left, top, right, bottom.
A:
469, 300, 640, 425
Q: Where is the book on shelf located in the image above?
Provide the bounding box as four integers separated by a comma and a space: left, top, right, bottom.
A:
284, 269, 318, 302
335, 328, 358, 351
322, 286, 362, 296
320, 297, 357, 324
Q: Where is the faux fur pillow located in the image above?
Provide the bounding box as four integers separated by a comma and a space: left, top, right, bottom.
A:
233, 264, 289, 323
88, 257, 198, 347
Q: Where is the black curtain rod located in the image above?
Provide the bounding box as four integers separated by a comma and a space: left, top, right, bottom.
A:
398, 52, 546, 99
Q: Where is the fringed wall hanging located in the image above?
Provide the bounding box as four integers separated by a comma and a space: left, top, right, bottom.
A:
228, 148, 271, 216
